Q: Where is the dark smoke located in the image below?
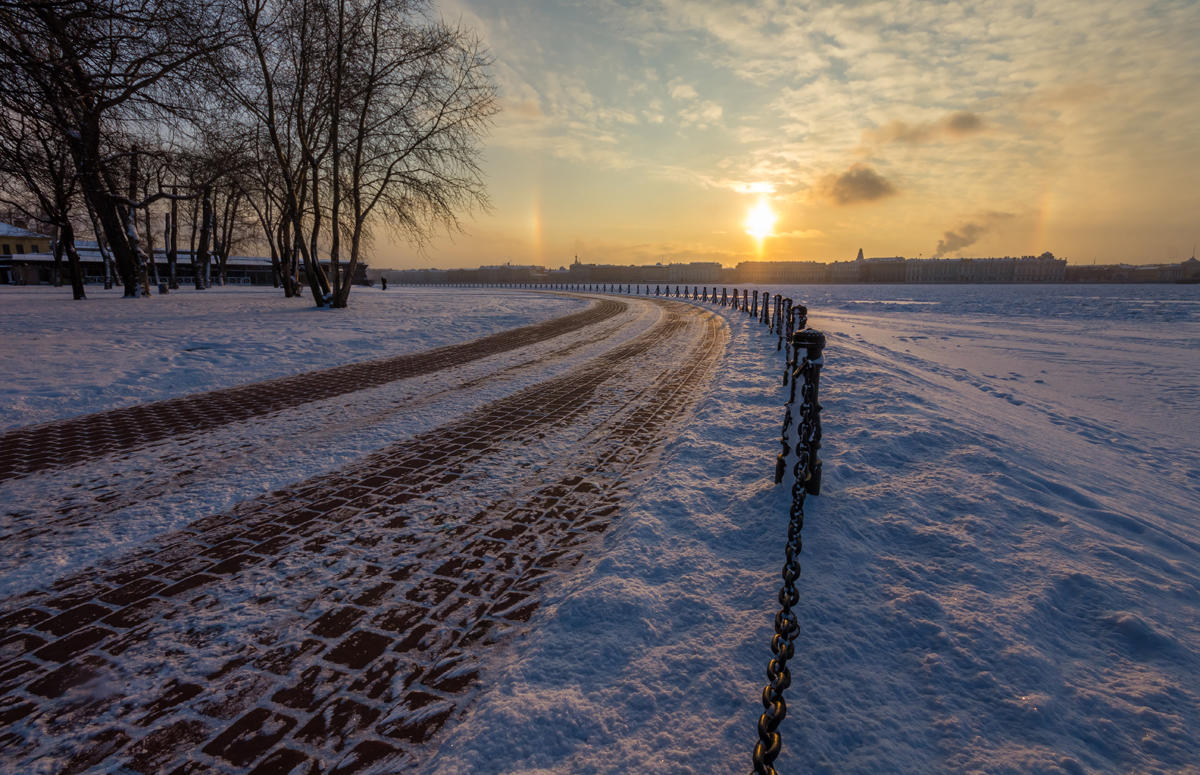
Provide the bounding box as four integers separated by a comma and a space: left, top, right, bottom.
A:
935, 222, 987, 256
820, 164, 897, 205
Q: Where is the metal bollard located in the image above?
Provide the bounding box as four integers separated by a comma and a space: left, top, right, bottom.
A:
792, 328, 825, 496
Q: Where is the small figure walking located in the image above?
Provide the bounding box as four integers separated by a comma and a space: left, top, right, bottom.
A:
380, 276, 388, 290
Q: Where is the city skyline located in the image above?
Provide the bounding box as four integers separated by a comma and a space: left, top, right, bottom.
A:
377, 0, 1200, 270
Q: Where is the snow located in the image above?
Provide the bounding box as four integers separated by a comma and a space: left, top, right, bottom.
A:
427, 283, 1199, 773
0, 286, 649, 595
2, 282, 1198, 773
0, 284, 585, 431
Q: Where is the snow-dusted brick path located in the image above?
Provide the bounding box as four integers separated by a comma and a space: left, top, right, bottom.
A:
0, 296, 725, 773
0, 299, 624, 483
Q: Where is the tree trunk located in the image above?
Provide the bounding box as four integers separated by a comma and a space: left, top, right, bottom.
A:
274, 218, 292, 295
60, 220, 86, 300
298, 226, 322, 300
196, 187, 212, 290
166, 207, 178, 289
268, 239, 281, 289
144, 203, 163, 293
52, 235, 64, 287
189, 195, 202, 289
334, 223, 363, 308
217, 191, 239, 286
81, 181, 132, 294
125, 151, 150, 297
69, 121, 140, 296
86, 201, 114, 290
329, 0, 345, 306
304, 163, 331, 305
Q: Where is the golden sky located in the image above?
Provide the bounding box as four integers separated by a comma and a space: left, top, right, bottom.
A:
381, 0, 1200, 269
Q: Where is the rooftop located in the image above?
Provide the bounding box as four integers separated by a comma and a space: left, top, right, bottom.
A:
0, 221, 51, 240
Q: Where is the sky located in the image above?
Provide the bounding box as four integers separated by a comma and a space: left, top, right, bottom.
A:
380, 0, 1200, 269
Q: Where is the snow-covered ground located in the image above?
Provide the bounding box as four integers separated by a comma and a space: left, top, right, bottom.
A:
0, 285, 584, 431
429, 283, 1200, 774
1, 282, 1197, 773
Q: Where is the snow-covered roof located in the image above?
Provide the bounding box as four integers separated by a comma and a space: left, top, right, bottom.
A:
0, 221, 51, 239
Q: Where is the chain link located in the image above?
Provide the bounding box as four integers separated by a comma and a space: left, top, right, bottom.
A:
752, 330, 824, 775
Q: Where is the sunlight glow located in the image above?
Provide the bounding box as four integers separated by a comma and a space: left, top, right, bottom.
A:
744, 197, 777, 241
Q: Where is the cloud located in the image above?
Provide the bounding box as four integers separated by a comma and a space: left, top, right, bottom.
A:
817, 164, 897, 205
669, 81, 699, 101
678, 99, 723, 127
664, 78, 722, 128
944, 111, 983, 135
864, 111, 986, 145
933, 211, 1015, 256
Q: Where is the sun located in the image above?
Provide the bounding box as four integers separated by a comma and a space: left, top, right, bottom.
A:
744, 197, 777, 240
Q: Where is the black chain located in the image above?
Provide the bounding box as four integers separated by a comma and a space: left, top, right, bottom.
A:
752, 329, 824, 775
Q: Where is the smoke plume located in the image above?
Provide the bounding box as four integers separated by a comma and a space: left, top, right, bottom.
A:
933, 212, 1015, 256
818, 164, 897, 205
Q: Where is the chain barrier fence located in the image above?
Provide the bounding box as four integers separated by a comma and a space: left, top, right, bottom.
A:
398, 280, 825, 773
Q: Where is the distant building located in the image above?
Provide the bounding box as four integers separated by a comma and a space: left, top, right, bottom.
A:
0, 222, 54, 284
0, 237, 367, 287
906, 253, 1066, 283
385, 268, 449, 284
1181, 257, 1200, 283
860, 256, 906, 283
1064, 259, 1185, 283
0, 222, 51, 255
828, 253, 905, 283
828, 260, 861, 283
736, 261, 829, 284
1012, 253, 1067, 282
667, 261, 722, 283
379, 251, 1197, 287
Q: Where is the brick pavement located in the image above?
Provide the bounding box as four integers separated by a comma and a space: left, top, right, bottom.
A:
0, 295, 641, 559
0, 297, 725, 773
0, 298, 625, 483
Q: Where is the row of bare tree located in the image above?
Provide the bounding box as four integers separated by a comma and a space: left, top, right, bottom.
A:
0, 0, 496, 306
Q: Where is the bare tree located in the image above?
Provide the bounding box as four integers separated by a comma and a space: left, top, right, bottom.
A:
0, 0, 230, 297
209, 0, 330, 302
324, 0, 497, 307
2, 0, 493, 305
213, 0, 495, 308
0, 109, 87, 299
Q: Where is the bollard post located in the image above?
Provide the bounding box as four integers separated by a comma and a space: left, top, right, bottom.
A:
792, 329, 825, 496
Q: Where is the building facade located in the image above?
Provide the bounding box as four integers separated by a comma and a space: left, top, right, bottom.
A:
905, 253, 1066, 283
